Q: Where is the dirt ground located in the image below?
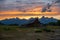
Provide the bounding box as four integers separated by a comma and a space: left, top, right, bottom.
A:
0, 26, 60, 40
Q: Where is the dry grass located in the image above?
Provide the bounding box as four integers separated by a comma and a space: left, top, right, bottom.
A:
0, 25, 60, 40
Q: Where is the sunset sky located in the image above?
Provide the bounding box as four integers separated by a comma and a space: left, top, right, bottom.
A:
0, 0, 60, 20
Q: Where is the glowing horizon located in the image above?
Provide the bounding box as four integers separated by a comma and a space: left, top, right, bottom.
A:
0, 0, 60, 20
0, 10, 60, 20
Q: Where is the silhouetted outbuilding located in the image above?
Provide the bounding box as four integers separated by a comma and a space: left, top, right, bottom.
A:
21, 17, 42, 28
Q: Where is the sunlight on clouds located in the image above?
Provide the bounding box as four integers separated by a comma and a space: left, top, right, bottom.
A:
0, 0, 60, 20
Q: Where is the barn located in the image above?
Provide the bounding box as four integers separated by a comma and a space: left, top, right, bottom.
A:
21, 18, 42, 28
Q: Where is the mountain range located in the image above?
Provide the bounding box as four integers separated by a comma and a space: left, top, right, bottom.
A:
0, 16, 58, 26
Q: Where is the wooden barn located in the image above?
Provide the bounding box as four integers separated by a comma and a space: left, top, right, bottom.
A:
21, 18, 42, 28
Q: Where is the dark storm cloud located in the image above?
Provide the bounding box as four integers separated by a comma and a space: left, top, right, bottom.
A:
47, 3, 52, 9
41, 7, 47, 12
41, 0, 60, 12
55, 0, 60, 3
41, 3, 52, 12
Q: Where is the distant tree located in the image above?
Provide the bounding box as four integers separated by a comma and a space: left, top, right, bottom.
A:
8, 24, 18, 26
57, 20, 60, 26
0, 22, 4, 25
35, 30, 42, 33
48, 22, 57, 26
43, 28, 51, 32
37, 38, 40, 40
3, 27, 10, 31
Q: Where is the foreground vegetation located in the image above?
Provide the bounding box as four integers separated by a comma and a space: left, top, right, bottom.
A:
0, 25, 60, 40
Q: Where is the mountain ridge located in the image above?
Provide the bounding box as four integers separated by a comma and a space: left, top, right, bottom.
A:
0, 16, 58, 25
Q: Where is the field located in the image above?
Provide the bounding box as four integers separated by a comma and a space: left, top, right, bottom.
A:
0, 25, 60, 40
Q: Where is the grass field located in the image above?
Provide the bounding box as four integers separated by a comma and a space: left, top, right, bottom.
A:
0, 25, 60, 40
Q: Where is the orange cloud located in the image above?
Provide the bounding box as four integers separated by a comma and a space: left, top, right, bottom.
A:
0, 5, 60, 20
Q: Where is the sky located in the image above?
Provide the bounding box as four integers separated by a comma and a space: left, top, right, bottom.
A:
0, 0, 60, 20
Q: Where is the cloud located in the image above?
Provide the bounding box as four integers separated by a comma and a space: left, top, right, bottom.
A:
0, 0, 60, 13
41, 0, 60, 13
41, 7, 47, 12
0, 13, 58, 16
0, 0, 5, 4
0, 0, 5, 1
55, 0, 60, 3
41, 3, 52, 12
0, 0, 46, 11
